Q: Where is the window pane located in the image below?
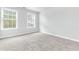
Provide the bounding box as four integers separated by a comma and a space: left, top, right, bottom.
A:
3, 20, 9, 28
3, 15, 9, 19
4, 10, 9, 14
12, 20, 16, 28
9, 20, 13, 28
8, 15, 13, 19
13, 16, 16, 19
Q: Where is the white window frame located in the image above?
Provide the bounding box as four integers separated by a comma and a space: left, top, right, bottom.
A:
27, 12, 36, 28
1, 8, 18, 30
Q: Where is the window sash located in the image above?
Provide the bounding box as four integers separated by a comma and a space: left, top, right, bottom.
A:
1, 8, 18, 30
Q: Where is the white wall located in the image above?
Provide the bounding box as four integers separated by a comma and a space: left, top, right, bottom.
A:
0, 7, 39, 38
40, 7, 79, 41
1, 7, 79, 41
28, 7, 79, 41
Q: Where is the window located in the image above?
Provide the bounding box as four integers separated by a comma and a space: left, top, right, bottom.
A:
1, 8, 18, 30
27, 13, 36, 28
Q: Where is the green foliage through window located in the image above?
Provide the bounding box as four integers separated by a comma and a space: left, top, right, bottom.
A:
2, 8, 17, 29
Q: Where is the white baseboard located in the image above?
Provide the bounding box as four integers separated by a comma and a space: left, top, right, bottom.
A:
42, 32, 79, 42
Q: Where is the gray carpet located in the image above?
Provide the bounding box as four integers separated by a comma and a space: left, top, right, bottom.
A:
0, 32, 79, 51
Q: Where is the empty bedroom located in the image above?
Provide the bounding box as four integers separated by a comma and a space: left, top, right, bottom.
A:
0, 7, 79, 51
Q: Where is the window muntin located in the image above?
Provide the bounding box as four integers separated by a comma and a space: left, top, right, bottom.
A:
1, 8, 17, 30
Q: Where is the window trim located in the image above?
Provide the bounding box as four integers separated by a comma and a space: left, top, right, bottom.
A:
1, 8, 18, 30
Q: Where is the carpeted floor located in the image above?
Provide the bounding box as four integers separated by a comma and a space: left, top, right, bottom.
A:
0, 32, 79, 51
